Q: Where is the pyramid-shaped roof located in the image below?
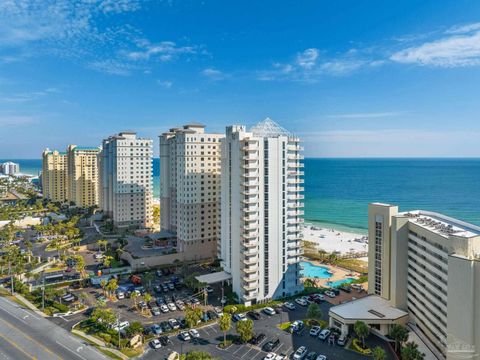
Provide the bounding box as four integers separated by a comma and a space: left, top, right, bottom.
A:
250, 117, 291, 138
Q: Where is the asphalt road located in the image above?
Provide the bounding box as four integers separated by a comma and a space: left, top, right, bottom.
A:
0, 296, 106, 360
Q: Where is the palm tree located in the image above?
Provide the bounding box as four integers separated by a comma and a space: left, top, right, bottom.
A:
354, 320, 369, 348
97, 239, 108, 252
218, 313, 232, 348
373, 346, 386, 360
106, 278, 118, 298
100, 279, 107, 297
131, 291, 139, 310
389, 324, 409, 352
401, 341, 425, 360
143, 293, 152, 313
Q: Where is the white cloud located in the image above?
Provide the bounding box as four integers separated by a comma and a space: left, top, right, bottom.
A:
391, 23, 480, 67
0, 88, 60, 103
157, 80, 173, 88
88, 60, 135, 76
295, 48, 319, 69
125, 40, 197, 62
201, 68, 227, 80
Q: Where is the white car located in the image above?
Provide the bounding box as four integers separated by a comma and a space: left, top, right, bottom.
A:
116, 291, 125, 300
150, 339, 162, 349
214, 306, 223, 317
233, 313, 247, 322
337, 334, 347, 346
283, 302, 296, 310
112, 320, 129, 332
309, 325, 321, 336
189, 329, 200, 338
169, 318, 180, 329
93, 253, 104, 260
264, 353, 276, 360
263, 307, 276, 316
179, 331, 191, 341
316, 356, 327, 360
318, 329, 331, 340
295, 298, 308, 306
175, 300, 186, 310
325, 291, 336, 298
160, 304, 169, 313
314, 294, 325, 301
293, 346, 308, 360
167, 302, 177, 311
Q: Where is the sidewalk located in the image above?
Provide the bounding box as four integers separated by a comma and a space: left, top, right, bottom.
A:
13, 293, 49, 318
72, 329, 129, 360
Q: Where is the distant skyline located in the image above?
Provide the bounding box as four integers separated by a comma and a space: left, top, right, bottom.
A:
1, 0, 480, 158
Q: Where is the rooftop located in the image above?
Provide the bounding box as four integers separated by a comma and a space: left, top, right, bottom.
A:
329, 295, 409, 322
251, 117, 292, 138
400, 210, 480, 238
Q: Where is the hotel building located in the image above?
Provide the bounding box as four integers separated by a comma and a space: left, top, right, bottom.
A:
220, 118, 304, 305
0, 161, 20, 175
159, 124, 223, 259
99, 132, 153, 228
330, 203, 480, 360
66, 145, 101, 208
42, 149, 68, 202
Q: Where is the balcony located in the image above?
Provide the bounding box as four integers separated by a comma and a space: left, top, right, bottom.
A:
244, 274, 258, 282
243, 265, 258, 273
287, 145, 304, 151
287, 162, 305, 168
287, 178, 304, 184
243, 214, 259, 222
287, 194, 305, 201
242, 162, 258, 170
243, 223, 258, 231
241, 197, 258, 205
243, 154, 259, 160
243, 205, 259, 213
288, 210, 304, 216
243, 282, 257, 291
242, 188, 259, 196
242, 231, 259, 239
288, 154, 305, 160
287, 257, 301, 265
242, 171, 258, 179
287, 241, 299, 250
243, 291, 258, 300
289, 202, 304, 208
243, 181, 259, 187
243, 239, 258, 248
243, 256, 258, 265
287, 186, 304, 193
244, 248, 258, 256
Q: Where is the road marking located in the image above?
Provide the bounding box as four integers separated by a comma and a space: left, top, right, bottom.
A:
0, 332, 36, 360
0, 316, 61, 359
251, 350, 263, 360
240, 346, 255, 359
56, 341, 87, 360
232, 345, 247, 355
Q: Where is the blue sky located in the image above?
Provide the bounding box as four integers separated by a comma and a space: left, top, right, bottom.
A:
1, 0, 480, 158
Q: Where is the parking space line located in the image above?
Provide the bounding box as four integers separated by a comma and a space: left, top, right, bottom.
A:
240, 346, 255, 359
232, 345, 246, 355
251, 349, 263, 360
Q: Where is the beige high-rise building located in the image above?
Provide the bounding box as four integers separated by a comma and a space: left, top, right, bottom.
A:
42, 149, 68, 202
99, 132, 153, 228
66, 145, 100, 207
160, 124, 223, 259
368, 203, 480, 360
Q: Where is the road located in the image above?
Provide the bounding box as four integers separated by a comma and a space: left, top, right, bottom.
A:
0, 296, 106, 360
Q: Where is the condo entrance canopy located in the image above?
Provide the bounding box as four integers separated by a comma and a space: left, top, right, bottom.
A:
195, 271, 232, 284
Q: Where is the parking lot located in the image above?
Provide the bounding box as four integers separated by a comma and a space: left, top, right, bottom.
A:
142, 299, 395, 360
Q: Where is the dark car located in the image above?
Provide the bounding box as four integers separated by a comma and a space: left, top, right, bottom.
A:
160, 321, 172, 332
249, 333, 266, 345
263, 338, 280, 352
207, 310, 217, 319
331, 288, 340, 296
306, 352, 318, 360
340, 285, 352, 293
159, 336, 170, 346
247, 310, 261, 320
273, 305, 283, 314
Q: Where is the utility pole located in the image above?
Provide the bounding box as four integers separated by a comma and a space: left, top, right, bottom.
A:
9, 260, 13, 295
42, 271, 45, 310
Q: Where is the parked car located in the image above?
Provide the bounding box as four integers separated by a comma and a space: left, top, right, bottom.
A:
309, 326, 321, 337
112, 321, 130, 332
290, 320, 305, 334
318, 329, 331, 340
264, 353, 276, 360
169, 318, 180, 330
293, 346, 308, 360
249, 333, 266, 345
150, 324, 162, 335
116, 291, 125, 300
160, 321, 172, 332
295, 298, 308, 306
316, 355, 327, 360
339, 285, 352, 293
337, 334, 347, 346
306, 352, 317, 360
262, 307, 276, 316
324, 291, 336, 298
167, 302, 177, 311
248, 310, 261, 320
331, 288, 340, 296
263, 338, 280, 352
178, 331, 191, 341
175, 300, 186, 311
160, 304, 169, 313
233, 313, 247, 322
188, 329, 200, 338
151, 307, 161, 316
149, 339, 162, 349
301, 296, 313, 304
214, 306, 223, 317
159, 336, 170, 346
283, 302, 296, 310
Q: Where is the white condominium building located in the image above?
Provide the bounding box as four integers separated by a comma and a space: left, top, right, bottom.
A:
220, 118, 304, 305
159, 124, 223, 259
42, 149, 68, 202
66, 145, 100, 208
368, 203, 480, 360
0, 161, 20, 175
99, 132, 153, 228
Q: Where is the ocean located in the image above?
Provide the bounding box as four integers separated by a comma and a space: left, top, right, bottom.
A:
4, 158, 480, 233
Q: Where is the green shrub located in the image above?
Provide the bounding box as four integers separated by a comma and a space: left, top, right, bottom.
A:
53, 302, 69, 313
351, 338, 372, 355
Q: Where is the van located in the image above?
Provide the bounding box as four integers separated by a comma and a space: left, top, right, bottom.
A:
167, 351, 180, 360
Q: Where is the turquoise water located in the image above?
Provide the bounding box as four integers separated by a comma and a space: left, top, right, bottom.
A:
4, 158, 480, 232
326, 278, 355, 287
300, 261, 333, 278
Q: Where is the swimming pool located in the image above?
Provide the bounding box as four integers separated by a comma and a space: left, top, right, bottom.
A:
300, 261, 333, 278
326, 278, 355, 287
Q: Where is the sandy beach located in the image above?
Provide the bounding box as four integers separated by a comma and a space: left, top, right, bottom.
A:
302, 223, 368, 256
